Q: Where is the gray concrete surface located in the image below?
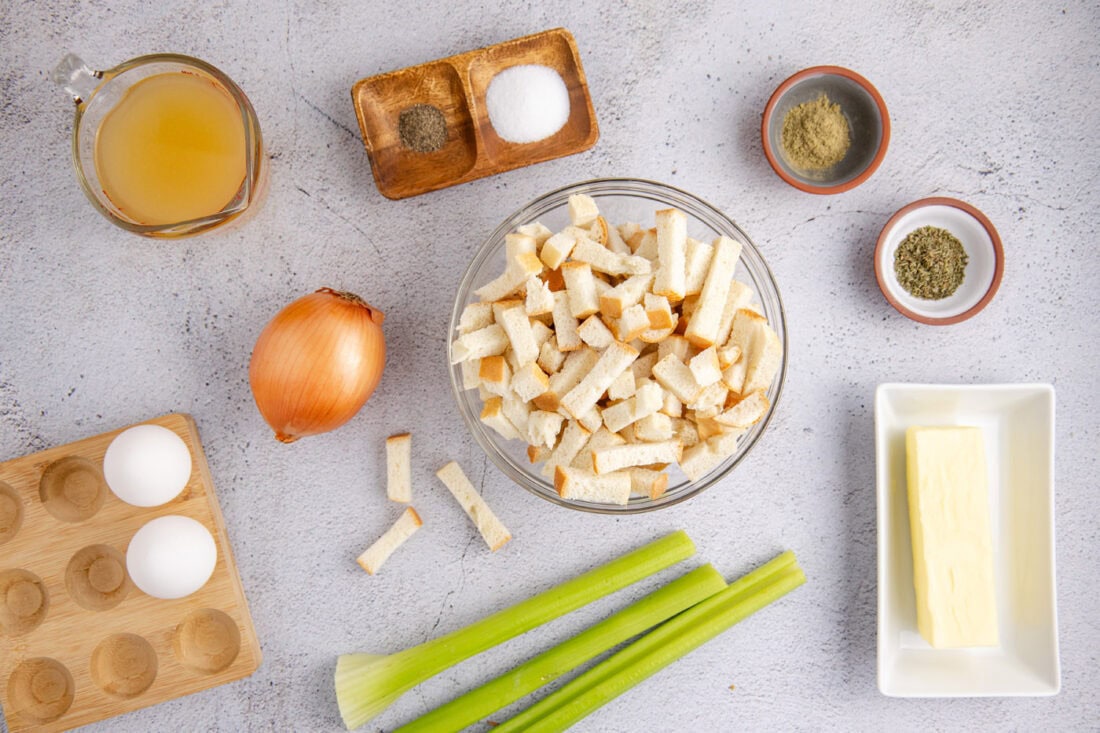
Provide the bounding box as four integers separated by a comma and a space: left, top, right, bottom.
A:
2, 1, 1098, 731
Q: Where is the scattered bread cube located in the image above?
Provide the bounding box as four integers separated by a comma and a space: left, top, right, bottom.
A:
458, 301, 494, 334
600, 273, 654, 318
460, 358, 481, 390
385, 433, 413, 504
717, 344, 742, 370
435, 461, 512, 551
634, 412, 673, 442
452, 324, 509, 363
716, 282, 754, 348
511, 362, 550, 402
540, 226, 584, 270
685, 235, 742, 348
659, 334, 692, 363
626, 467, 670, 499
551, 291, 582, 352
652, 353, 704, 403
578, 314, 616, 349
496, 303, 539, 367
715, 390, 770, 428
593, 440, 682, 475
654, 209, 687, 301
571, 427, 626, 470
475, 234, 542, 301
633, 228, 658, 260
517, 221, 553, 245
502, 392, 532, 438
604, 217, 632, 254
730, 308, 783, 394
571, 236, 652, 277
357, 507, 422, 575
560, 341, 639, 419
568, 193, 600, 227
525, 277, 556, 316
722, 357, 748, 395
689, 346, 722, 388
630, 351, 660, 381
680, 429, 746, 482
555, 466, 631, 505
537, 347, 599, 412
527, 410, 564, 449
660, 390, 683, 418
576, 405, 604, 433
561, 261, 600, 319
683, 237, 714, 296
607, 369, 636, 401
479, 355, 511, 396
537, 337, 566, 375
644, 293, 675, 329
480, 396, 522, 441
541, 420, 591, 478
688, 381, 729, 415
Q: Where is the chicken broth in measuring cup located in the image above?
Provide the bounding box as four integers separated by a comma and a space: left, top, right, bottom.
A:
54, 53, 265, 237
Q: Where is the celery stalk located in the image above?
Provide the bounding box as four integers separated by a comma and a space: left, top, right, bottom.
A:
497, 551, 804, 733
396, 563, 726, 733
335, 530, 695, 729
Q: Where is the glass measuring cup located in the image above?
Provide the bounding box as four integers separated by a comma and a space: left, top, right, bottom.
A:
53, 53, 267, 238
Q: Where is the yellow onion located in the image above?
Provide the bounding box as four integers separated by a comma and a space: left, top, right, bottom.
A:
249, 288, 385, 443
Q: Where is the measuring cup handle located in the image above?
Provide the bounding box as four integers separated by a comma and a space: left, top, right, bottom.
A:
52, 53, 101, 105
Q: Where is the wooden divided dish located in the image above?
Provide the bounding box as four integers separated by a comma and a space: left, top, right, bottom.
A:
0, 414, 260, 732
352, 27, 599, 199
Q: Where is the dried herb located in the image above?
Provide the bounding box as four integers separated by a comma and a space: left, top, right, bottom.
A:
780, 94, 850, 170
398, 104, 446, 153
894, 226, 968, 300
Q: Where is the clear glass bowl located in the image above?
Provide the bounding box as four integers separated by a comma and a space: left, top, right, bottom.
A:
447, 178, 788, 513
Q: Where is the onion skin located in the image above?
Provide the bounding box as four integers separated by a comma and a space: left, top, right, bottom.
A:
249, 288, 386, 443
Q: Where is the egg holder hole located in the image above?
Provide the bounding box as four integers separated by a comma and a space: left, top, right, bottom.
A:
91, 633, 158, 698
6, 658, 74, 724
0, 569, 49, 637
174, 608, 242, 674
39, 456, 107, 523
0, 482, 23, 544
65, 544, 132, 612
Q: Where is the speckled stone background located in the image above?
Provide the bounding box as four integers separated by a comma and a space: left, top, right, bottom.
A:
1, 1, 1098, 731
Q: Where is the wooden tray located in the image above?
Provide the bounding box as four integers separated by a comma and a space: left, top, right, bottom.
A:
352, 27, 599, 199
0, 414, 260, 732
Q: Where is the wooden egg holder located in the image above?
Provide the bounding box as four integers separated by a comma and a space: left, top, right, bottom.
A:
0, 414, 260, 732
352, 27, 599, 199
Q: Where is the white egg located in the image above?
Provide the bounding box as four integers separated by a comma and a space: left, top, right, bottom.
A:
126, 515, 217, 599
103, 424, 192, 507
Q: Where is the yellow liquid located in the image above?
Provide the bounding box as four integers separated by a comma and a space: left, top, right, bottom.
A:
94, 72, 247, 225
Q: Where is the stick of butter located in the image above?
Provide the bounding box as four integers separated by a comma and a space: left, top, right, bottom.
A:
905, 426, 998, 648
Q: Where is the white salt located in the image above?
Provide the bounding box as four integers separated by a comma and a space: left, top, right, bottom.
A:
485, 64, 571, 144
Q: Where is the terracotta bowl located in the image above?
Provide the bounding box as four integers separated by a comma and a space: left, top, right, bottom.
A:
874, 197, 1004, 325
762, 65, 890, 194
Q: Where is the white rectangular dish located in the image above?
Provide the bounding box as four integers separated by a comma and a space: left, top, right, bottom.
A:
875, 383, 1059, 697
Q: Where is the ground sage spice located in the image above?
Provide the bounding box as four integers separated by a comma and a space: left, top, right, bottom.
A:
894, 225, 969, 299
398, 104, 447, 153
781, 94, 850, 170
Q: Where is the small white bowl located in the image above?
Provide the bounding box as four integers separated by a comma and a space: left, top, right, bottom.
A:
874, 198, 1003, 325
875, 383, 1060, 697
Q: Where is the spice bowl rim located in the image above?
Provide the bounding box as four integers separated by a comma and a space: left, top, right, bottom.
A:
447, 177, 788, 514
761, 64, 890, 194
874, 196, 1004, 326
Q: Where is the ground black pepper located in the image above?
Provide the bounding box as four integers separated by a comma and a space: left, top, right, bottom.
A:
894, 225, 969, 300
398, 104, 446, 153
